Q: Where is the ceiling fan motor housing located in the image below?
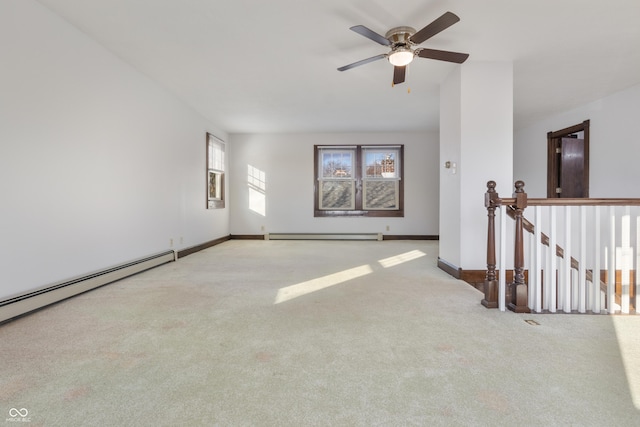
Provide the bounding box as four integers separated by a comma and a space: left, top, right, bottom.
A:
385, 26, 416, 47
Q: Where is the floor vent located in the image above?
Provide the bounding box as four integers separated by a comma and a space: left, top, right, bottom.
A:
0, 250, 176, 323
265, 233, 382, 241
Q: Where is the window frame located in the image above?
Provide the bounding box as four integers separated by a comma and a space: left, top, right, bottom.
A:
206, 133, 225, 209
314, 144, 404, 217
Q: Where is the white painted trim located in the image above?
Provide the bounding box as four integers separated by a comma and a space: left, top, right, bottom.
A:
0, 251, 175, 323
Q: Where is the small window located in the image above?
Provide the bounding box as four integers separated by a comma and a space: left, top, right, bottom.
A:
207, 133, 225, 209
314, 145, 403, 217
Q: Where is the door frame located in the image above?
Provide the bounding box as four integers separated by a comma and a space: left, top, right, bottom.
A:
546, 119, 590, 198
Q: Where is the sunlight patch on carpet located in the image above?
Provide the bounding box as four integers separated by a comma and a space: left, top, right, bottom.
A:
274, 264, 373, 304
612, 316, 640, 409
378, 250, 426, 268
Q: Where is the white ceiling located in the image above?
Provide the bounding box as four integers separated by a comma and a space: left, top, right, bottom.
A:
36, 0, 640, 134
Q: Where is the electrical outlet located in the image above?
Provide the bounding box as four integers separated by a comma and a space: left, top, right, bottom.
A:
180, 237, 184, 244
261, 225, 265, 231
169, 238, 173, 247
386, 225, 390, 231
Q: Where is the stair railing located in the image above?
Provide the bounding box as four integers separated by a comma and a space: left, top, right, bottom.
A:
483, 181, 640, 314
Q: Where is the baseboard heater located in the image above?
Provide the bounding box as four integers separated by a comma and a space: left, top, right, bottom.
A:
265, 233, 382, 241
0, 250, 176, 323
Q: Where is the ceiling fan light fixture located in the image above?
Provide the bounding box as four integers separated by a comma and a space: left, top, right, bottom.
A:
388, 48, 414, 67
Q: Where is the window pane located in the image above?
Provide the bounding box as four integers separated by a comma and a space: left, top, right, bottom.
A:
208, 134, 225, 172
208, 172, 223, 200
363, 149, 398, 179
321, 151, 353, 179
320, 181, 355, 210
363, 181, 398, 209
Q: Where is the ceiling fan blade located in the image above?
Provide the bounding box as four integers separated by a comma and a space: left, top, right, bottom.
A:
393, 65, 406, 85
416, 48, 469, 63
409, 11, 460, 45
349, 25, 391, 46
337, 54, 387, 72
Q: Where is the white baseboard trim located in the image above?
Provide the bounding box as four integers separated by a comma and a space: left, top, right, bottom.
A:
0, 250, 175, 323
265, 233, 382, 241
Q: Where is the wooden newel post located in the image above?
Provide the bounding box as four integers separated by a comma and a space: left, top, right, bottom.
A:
508, 180, 530, 313
482, 181, 499, 308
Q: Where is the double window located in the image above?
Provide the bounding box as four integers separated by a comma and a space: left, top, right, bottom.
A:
314, 145, 403, 217
207, 133, 225, 209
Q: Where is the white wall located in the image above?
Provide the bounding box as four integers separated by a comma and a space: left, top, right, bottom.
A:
440, 62, 514, 270
515, 83, 640, 197
228, 132, 439, 236
0, 0, 228, 300
439, 68, 462, 267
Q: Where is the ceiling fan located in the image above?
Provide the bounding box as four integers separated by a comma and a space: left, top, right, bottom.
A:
337, 11, 469, 85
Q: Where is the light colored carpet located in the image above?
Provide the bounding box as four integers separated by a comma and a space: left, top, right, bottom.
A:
1, 240, 639, 426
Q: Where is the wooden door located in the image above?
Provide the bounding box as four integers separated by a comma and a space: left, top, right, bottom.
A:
558, 137, 586, 197
547, 120, 590, 198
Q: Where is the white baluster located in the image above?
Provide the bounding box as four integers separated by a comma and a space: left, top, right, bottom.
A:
563, 206, 572, 313
578, 206, 587, 313
499, 205, 506, 312
620, 208, 631, 314
608, 206, 616, 314
549, 206, 557, 313
534, 206, 542, 313
593, 206, 601, 314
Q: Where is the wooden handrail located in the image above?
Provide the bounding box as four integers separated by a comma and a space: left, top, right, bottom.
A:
490, 198, 640, 208
527, 198, 640, 206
